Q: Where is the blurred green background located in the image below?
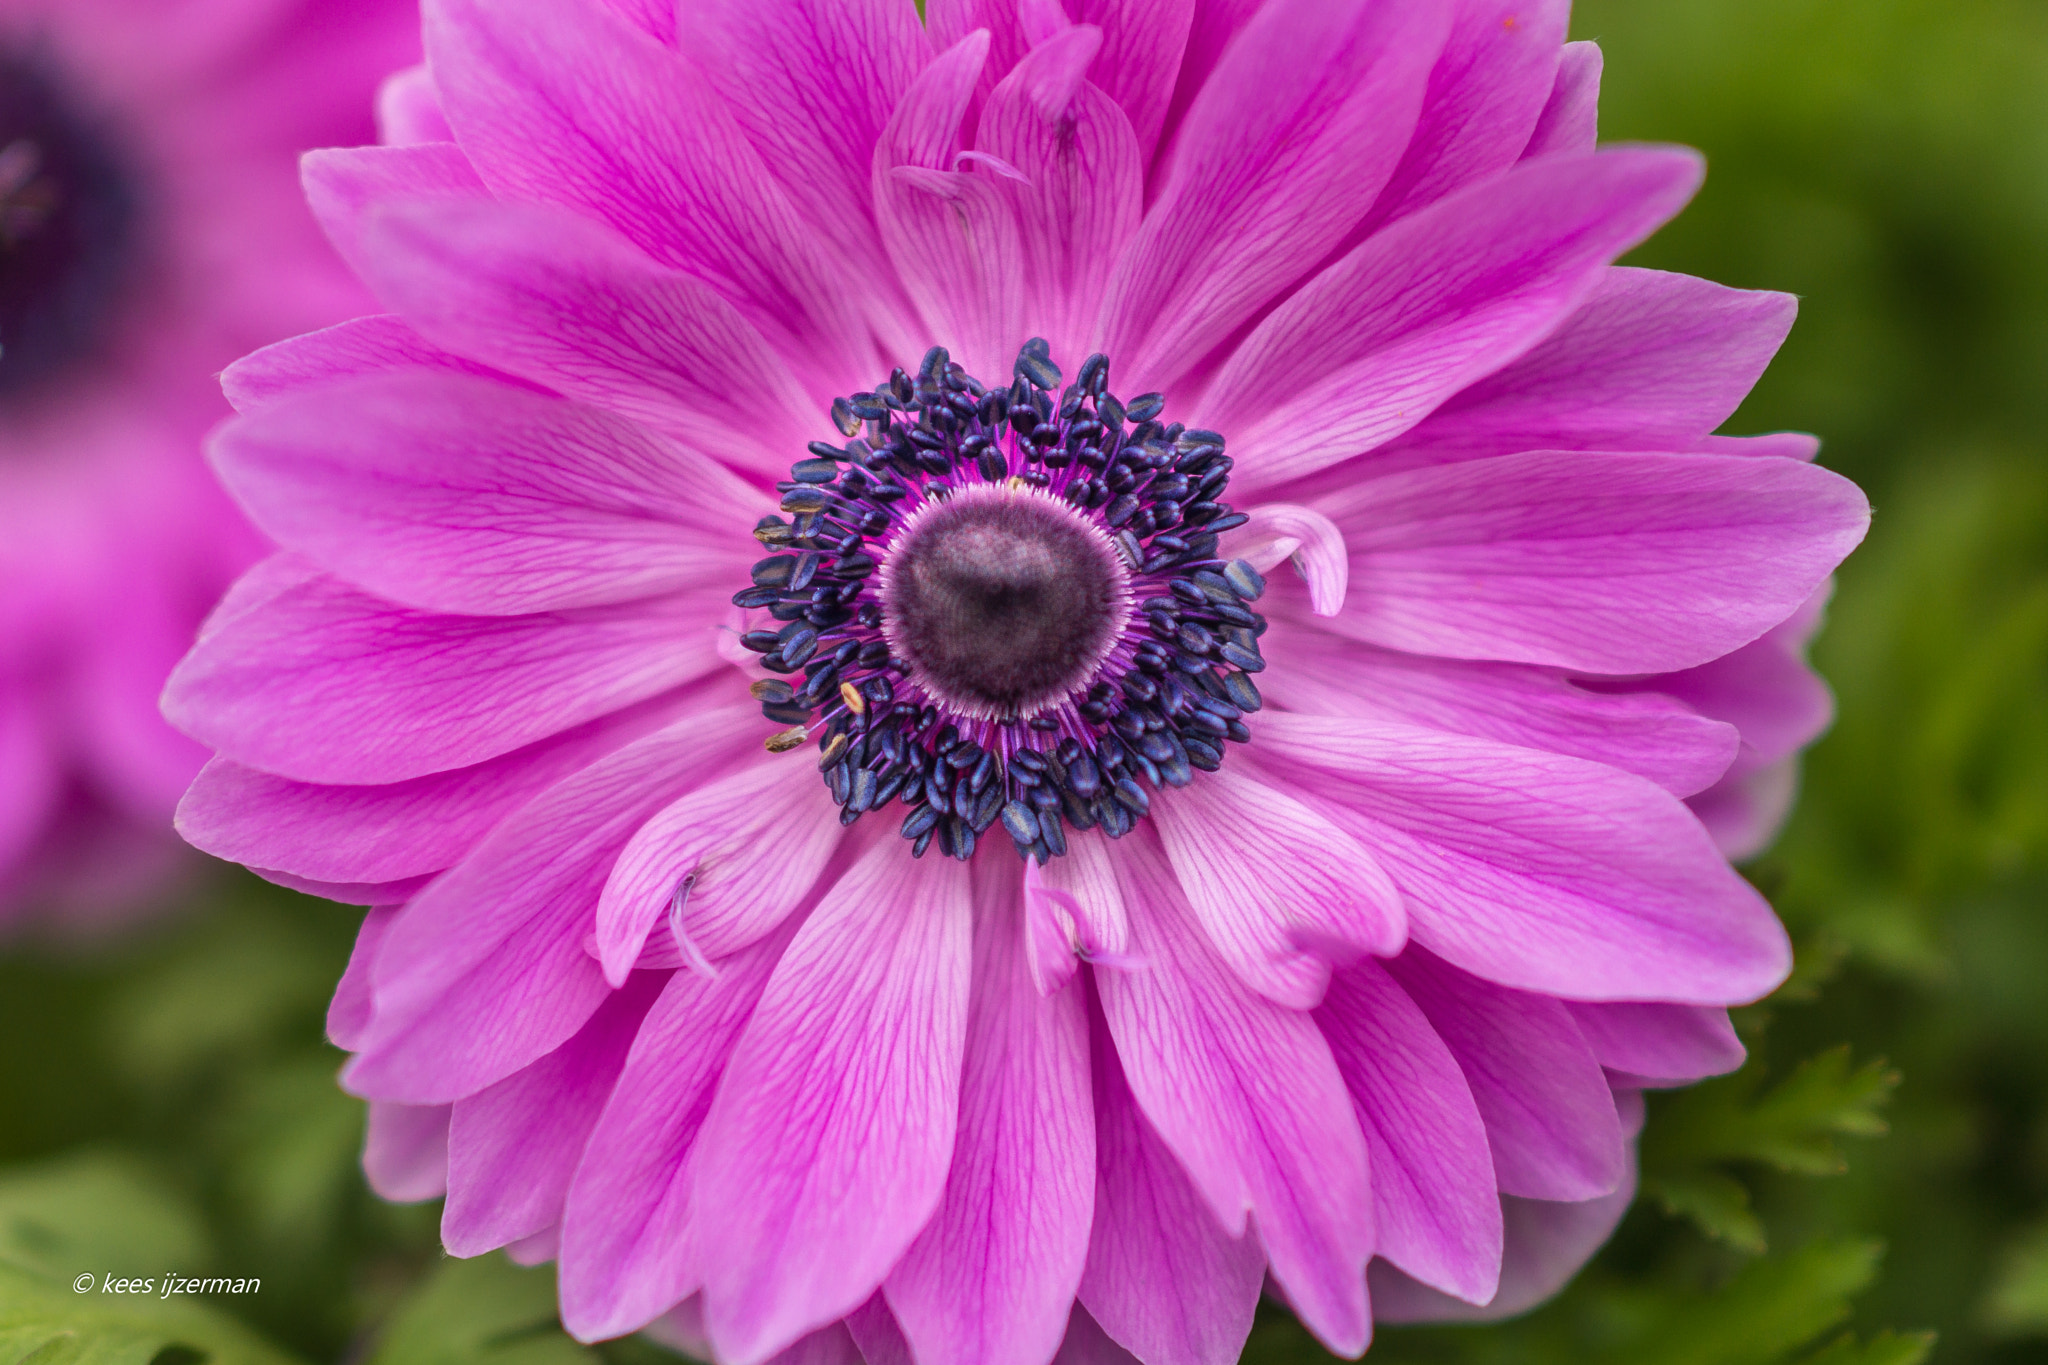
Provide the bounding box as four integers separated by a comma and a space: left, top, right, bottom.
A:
5, 0, 2048, 1360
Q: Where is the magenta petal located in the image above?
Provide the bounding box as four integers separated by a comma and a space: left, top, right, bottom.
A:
344, 713, 762, 1103
1386, 950, 1623, 1202
1225, 504, 1349, 616
356, 198, 823, 476
1520, 40, 1602, 161
424, 0, 871, 384
1317, 960, 1502, 1305
221, 315, 521, 413
377, 66, 454, 146
1065, 0, 1196, 161
1398, 267, 1798, 462
1093, 835, 1375, 1354
302, 142, 488, 284
1255, 613, 1739, 798
363, 1101, 451, 1202
442, 971, 661, 1255
330, 907, 400, 1050
1100, 0, 1453, 393
1354, 0, 1570, 233
1257, 713, 1792, 1005
164, 573, 724, 785
693, 844, 974, 1365
1204, 150, 1703, 490
1077, 992, 1264, 1365
558, 928, 793, 1342
1153, 766, 1405, 1008
974, 26, 1145, 366
595, 755, 847, 984
1052, 1304, 1144, 1365
1318, 449, 1869, 674
210, 371, 760, 617
1567, 1001, 1746, 1086
885, 859, 1094, 1365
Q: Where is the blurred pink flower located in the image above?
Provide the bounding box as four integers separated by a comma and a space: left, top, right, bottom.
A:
167, 0, 1867, 1359
0, 0, 416, 926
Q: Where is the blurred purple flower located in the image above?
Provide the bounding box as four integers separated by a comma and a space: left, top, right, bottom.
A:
165, 0, 1867, 1359
0, 0, 417, 927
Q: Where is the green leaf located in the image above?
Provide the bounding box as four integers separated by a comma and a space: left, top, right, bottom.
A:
1645, 1170, 1766, 1255
0, 1154, 210, 1284
1798, 1330, 1936, 1365
1980, 1219, 2048, 1336
0, 1263, 301, 1365
367, 1257, 594, 1365
1621, 1238, 1889, 1365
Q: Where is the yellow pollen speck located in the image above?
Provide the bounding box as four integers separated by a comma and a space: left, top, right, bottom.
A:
1006, 476, 1031, 491
1503, 14, 1518, 28
840, 681, 866, 715
765, 726, 808, 753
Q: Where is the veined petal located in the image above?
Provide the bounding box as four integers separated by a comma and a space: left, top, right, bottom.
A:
694, 844, 974, 1365
1567, 1001, 1746, 1086
1521, 40, 1602, 161
221, 314, 524, 413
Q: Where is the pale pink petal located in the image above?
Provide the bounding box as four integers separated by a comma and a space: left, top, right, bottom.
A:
1256, 713, 1792, 1004
1316, 960, 1502, 1304
1153, 766, 1404, 1008
363, 1101, 451, 1202
694, 845, 974, 1365
301, 142, 488, 283
1392, 268, 1798, 464
424, 0, 872, 386
1253, 604, 1740, 798
1064, 0, 1196, 161
1567, 1001, 1746, 1086
1093, 834, 1375, 1354
330, 906, 400, 1050
974, 26, 1146, 365
343, 713, 762, 1103
1077, 992, 1265, 1365
885, 859, 1095, 1365
163, 573, 726, 785
1387, 949, 1623, 1201
558, 927, 796, 1342
595, 755, 848, 985
442, 971, 662, 1254
1316, 449, 1869, 674
356, 197, 822, 476
1099, 0, 1454, 394
210, 371, 761, 617
377, 66, 454, 145
221, 314, 523, 413
1222, 504, 1348, 616
1202, 151, 1703, 490
1520, 40, 1602, 161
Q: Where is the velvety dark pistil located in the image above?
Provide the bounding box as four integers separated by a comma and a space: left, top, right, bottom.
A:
1, 51, 139, 401
733, 340, 1268, 863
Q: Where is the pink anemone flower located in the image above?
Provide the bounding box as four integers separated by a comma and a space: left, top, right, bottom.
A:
0, 0, 416, 926
165, 0, 1869, 1360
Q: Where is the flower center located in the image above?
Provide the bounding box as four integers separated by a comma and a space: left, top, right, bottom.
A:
1, 51, 140, 403
733, 341, 1268, 862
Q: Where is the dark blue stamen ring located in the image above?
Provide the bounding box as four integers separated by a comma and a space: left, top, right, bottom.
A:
732, 340, 1268, 863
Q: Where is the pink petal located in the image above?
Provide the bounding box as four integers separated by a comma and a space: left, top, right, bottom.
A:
356, 197, 822, 477
694, 844, 974, 1365
1223, 504, 1348, 616
423, 0, 871, 386
1152, 766, 1405, 1008
1057, 0, 1196, 161
1256, 713, 1793, 1005
595, 755, 848, 985
363, 1101, 450, 1201
1386, 949, 1623, 1201
301, 142, 488, 284
1052, 1304, 1144, 1365
1099, 0, 1454, 394
1253, 606, 1740, 798
163, 572, 725, 785
1092, 834, 1375, 1354
1203, 150, 1703, 491
1646, 589, 1834, 768
1520, 40, 1602, 161
558, 927, 795, 1342
330, 906, 400, 1049
1077, 991, 1264, 1365
177, 690, 695, 885
885, 858, 1095, 1365
680, 0, 931, 352
442, 971, 662, 1254
1316, 960, 1502, 1305
1395, 267, 1798, 464
1352, 0, 1570, 234
1316, 448, 1870, 674
1567, 1001, 1746, 1086
377, 65, 454, 145
973, 26, 1145, 366
344, 712, 763, 1103
222, 314, 521, 413
211, 371, 759, 617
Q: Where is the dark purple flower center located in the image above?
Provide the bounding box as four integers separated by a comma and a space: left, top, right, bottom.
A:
732, 341, 1268, 862
1, 50, 140, 403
